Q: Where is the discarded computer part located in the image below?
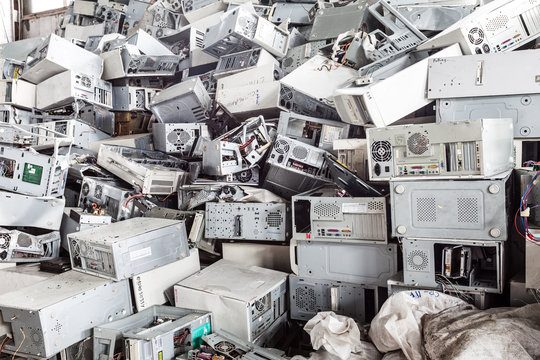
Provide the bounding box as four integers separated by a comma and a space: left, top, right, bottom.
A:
0, 58, 25, 81
268, 2, 314, 24
0, 37, 44, 65
393, 3, 477, 31
125, 29, 176, 56
72, 0, 97, 16
123, 0, 152, 34
94, 305, 212, 360
0, 139, 73, 197
289, 275, 385, 323
428, 50, 540, 101
277, 112, 350, 153
402, 238, 504, 293
77, 103, 116, 135
333, 139, 369, 180
68, 218, 190, 281
0, 228, 60, 263
22, 34, 103, 84
202, 116, 272, 176
183, 70, 217, 98
149, 78, 212, 123
90, 134, 154, 153
177, 183, 249, 209
205, 202, 290, 241
0, 271, 132, 358
36, 70, 113, 110
203, 331, 287, 360
214, 48, 277, 79
94, 4, 126, 34
217, 81, 340, 120
308, 2, 368, 41
144, 207, 205, 246
84, 33, 126, 54
340, 0, 427, 72
216, 62, 283, 91
356, 50, 428, 85
334, 44, 462, 127
0, 79, 36, 109
0, 105, 33, 125
222, 242, 291, 273
325, 153, 385, 197
64, 23, 107, 43
516, 169, 540, 228
175, 260, 287, 342
436, 95, 540, 138
366, 118, 514, 181
0, 191, 65, 230
153, 122, 210, 156
60, 208, 112, 251
101, 46, 181, 80
202, 6, 290, 58
78, 176, 141, 221
112, 86, 159, 111
112, 111, 152, 136
97, 145, 189, 194
418, 0, 540, 54
193, 166, 261, 186
292, 185, 388, 243
140, 2, 187, 39
262, 134, 331, 198
181, 0, 227, 23
292, 240, 397, 286
281, 40, 329, 75
280, 55, 357, 106
526, 239, 540, 289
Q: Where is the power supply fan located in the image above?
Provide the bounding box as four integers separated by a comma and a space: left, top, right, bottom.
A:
255, 296, 269, 312
79, 75, 92, 88
280, 86, 294, 101
370, 141, 392, 162
235, 169, 253, 183
0, 233, 11, 249
94, 185, 103, 199
215, 341, 237, 353
407, 133, 430, 155
81, 182, 91, 196
467, 27, 485, 45
407, 249, 429, 271
274, 139, 290, 154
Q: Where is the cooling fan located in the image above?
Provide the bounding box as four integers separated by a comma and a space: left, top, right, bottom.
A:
273, 139, 290, 154
370, 140, 392, 162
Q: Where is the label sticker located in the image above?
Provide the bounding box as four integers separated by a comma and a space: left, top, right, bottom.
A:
342, 203, 367, 213
130, 247, 152, 261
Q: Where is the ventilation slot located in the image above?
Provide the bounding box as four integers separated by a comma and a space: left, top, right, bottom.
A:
313, 203, 341, 218
407, 133, 430, 155
296, 286, 316, 311
368, 201, 384, 211
266, 211, 283, 228
416, 198, 437, 222
292, 145, 308, 160
484, 15, 510, 31
407, 249, 430, 272
457, 197, 480, 223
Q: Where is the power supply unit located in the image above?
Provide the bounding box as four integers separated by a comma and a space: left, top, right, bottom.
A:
333, 139, 369, 180
366, 118, 514, 181
36, 70, 113, 110
181, 0, 226, 23
0, 228, 60, 263
0, 271, 132, 358
203, 331, 287, 360
289, 275, 385, 323
202, 6, 290, 58
436, 95, 540, 138
277, 112, 350, 153
292, 185, 388, 244
262, 134, 332, 199
174, 260, 287, 342
97, 145, 189, 195
78, 176, 141, 221
291, 240, 398, 286
417, 0, 540, 55
112, 86, 159, 111
390, 172, 511, 240
402, 238, 504, 293
94, 4, 126, 35
0, 79, 36, 109
152, 122, 210, 156
205, 202, 290, 241
68, 217, 190, 281
94, 305, 212, 360
149, 78, 212, 123
334, 44, 462, 127
131, 248, 201, 311
213, 48, 277, 79
21, 34, 103, 84
0, 191, 65, 230
0, 140, 72, 197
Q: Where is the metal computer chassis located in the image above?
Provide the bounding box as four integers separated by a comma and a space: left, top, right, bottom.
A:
0, 191, 65, 230
0, 228, 60, 263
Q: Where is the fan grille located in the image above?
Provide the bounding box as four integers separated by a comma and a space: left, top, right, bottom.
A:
407, 133, 430, 155
407, 250, 429, 271
274, 139, 290, 154
371, 141, 392, 162
266, 211, 283, 227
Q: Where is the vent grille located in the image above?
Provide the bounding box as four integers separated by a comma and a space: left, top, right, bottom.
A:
167, 129, 191, 146
407, 133, 430, 155
274, 139, 290, 154
266, 211, 283, 227
484, 15, 509, 31
457, 197, 480, 223
371, 141, 392, 162
416, 198, 437, 222
467, 27, 485, 45
215, 341, 236, 353
0, 233, 10, 249
295, 286, 316, 311
292, 145, 308, 160
368, 201, 384, 211
17, 234, 32, 248
313, 203, 340, 217
407, 249, 429, 271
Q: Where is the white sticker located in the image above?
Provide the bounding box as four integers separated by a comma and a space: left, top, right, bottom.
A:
130, 247, 152, 261
342, 203, 368, 214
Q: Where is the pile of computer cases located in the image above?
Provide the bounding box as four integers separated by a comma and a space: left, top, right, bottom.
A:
0, 0, 538, 358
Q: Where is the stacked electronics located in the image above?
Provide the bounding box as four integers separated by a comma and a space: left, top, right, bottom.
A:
0, 0, 539, 357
